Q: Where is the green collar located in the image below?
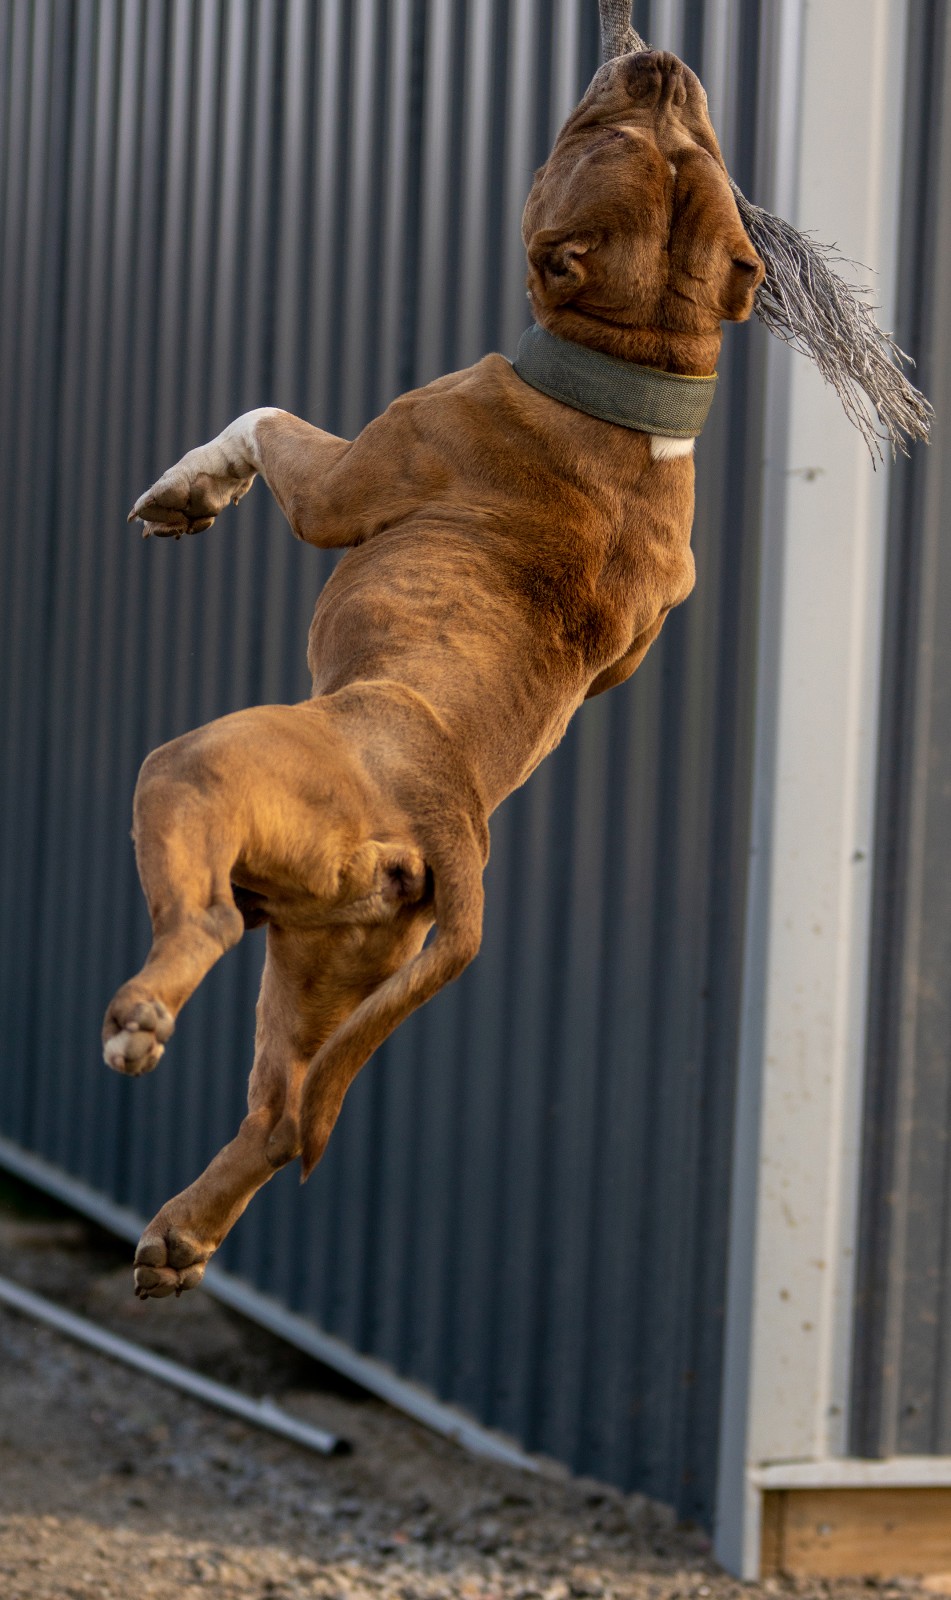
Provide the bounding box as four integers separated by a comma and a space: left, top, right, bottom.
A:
512, 323, 717, 439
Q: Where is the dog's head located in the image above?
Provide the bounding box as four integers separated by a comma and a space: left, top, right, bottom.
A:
522, 51, 764, 371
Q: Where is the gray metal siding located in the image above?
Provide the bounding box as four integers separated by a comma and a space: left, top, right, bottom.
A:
0, 0, 773, 1520
851, 0, 951, 1459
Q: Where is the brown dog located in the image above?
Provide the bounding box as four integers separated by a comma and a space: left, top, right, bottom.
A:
104, 50, 763, 1299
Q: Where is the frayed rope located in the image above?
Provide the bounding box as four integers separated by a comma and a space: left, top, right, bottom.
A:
597, 2, 932, 458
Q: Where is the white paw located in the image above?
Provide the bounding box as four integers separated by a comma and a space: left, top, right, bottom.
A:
128, 409, 282, 538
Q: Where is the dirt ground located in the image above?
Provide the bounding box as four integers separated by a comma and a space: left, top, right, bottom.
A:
0, 1176, 940, 1600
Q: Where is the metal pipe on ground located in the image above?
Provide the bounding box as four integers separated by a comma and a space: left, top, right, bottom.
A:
0, 1136, 540, 1474
0, 1273, 348, 1457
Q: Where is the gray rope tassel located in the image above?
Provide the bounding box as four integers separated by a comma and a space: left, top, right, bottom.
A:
597, 2, 931, 458
598, 0, 647, 58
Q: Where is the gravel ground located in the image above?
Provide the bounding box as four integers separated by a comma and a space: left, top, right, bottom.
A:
0, 1177, 940, 1600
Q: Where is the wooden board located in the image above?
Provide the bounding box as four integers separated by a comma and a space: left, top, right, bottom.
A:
762, 1488, 951, 1579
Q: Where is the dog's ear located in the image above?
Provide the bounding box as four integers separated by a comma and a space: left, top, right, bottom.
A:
527, 229, 596, 305
719, 248, 764, 322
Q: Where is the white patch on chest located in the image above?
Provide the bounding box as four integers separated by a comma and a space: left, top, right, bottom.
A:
650, 435, 695, 461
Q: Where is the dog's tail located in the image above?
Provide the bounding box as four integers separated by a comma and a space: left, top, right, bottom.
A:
297, 819, 485, 1180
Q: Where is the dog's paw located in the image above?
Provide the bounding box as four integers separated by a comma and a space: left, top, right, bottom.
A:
133, 1218, 210, 1299
102, 995, 174, 1076
128, 447, 254, 539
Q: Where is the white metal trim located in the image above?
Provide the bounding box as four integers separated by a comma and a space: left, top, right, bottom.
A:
715, 0, 909, 1579
754, 1458, 951, 1491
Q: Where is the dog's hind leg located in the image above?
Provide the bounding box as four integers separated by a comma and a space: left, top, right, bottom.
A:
102, 742, 246, 1076
298, 818, 486, 1178
129, 929, 315, 1297
103, 700, 422, 1076
131, 914, 430, 1298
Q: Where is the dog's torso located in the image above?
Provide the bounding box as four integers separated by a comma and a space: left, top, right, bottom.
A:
306, 354, 696, 812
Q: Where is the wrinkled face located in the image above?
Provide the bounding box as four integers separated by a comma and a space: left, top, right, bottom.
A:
522, 51, 764, 335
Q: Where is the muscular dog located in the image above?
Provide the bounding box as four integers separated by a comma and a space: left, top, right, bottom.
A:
104, 50, 763, 1298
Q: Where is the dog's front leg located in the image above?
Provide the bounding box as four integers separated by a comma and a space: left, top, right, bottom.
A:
128, 409, 354, 545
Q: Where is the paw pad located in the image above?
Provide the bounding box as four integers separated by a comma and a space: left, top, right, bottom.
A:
103, 997, 174, 1076
133, 1224, 209, 1300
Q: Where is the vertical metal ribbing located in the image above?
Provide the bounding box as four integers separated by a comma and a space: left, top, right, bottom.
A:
3, 0, 75, 1159
44, 0, 132, 1195
412, 0, 457, 382
337, 0, 383, 434
119, 2, 202, 1216
667, 0, 769, 1511
0, 0, 41, 1143
110, 2, 182, 1207
498, 0, 543, 357
455, 0, 500, 364
0, 0, 18, 1148
31, 0, 97, 1184
374, 0, 416, 406
0, 4, 33, 1138
851, 0, 951, 1462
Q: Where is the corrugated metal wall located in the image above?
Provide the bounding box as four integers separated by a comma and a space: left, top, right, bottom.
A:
0, 0, 775, 1520
851, 0, 951, 1460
